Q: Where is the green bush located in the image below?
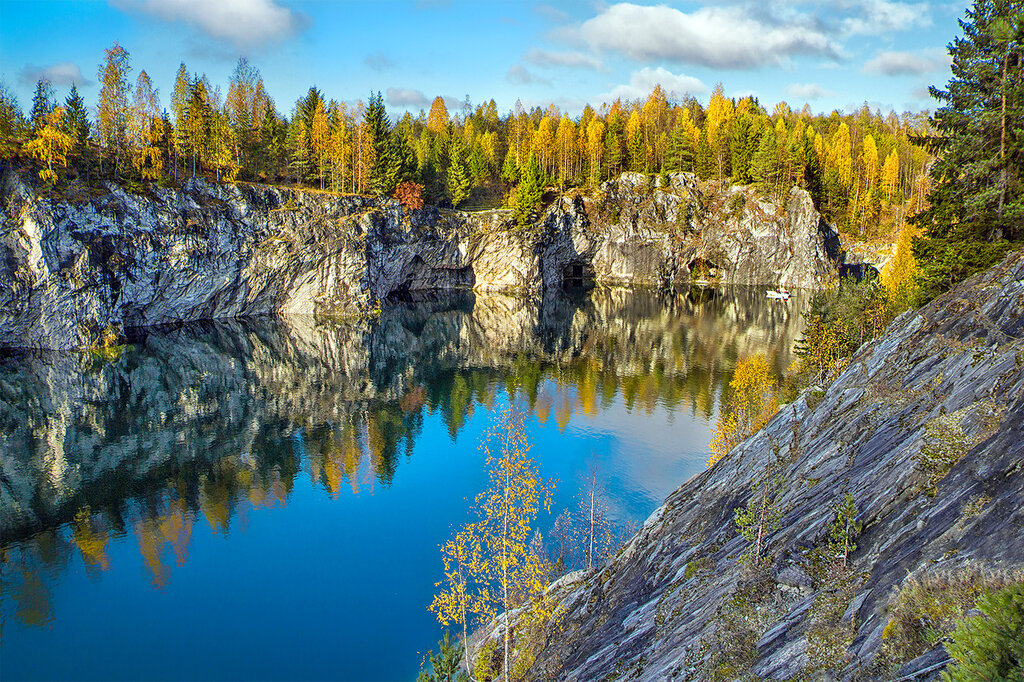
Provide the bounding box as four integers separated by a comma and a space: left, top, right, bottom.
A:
943, 582, 1024, 681
877, 567, 1024, 672
914, 414, 968, 495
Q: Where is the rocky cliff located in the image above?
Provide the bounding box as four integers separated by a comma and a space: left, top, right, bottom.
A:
1, 172, 840, 350
495, 248, 1024, 680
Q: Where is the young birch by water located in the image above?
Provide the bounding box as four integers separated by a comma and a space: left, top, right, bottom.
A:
475, 409, 553, 680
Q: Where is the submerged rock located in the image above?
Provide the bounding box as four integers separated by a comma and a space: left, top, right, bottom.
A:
2, 172, 841, 350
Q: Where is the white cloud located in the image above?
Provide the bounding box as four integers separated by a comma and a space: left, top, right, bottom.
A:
786, 83, 834, 100
19, 62, 91, 87
839, 0, 931, 35
524, 48, 602, 71
533, 4, 569, 23
507, 65, 551, 86
364, 53, 396, 73
602, 67, 708, 102
111, 0, 304, 50
386, 88, 429, 108
911, 85, 933, 100
862, 49, 949, 75
575, 3, 839, 69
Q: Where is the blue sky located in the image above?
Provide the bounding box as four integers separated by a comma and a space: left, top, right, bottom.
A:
0, 0, 969, 119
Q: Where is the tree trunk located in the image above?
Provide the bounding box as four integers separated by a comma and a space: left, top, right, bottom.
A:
999, 49, 1008, 220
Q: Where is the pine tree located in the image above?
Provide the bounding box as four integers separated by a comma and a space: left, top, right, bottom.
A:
730, 107, 764, 184
943, 583, 1024, 682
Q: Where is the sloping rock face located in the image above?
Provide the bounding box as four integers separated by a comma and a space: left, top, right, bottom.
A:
1, 172, 839, 350
516, 249, 1024, 680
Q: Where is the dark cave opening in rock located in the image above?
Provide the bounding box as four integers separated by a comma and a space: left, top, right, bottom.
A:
689, 257, 721, 282
562, 260, 595, 290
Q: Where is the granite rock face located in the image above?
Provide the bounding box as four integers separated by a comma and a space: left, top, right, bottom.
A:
498, 248, 1024, 680
1, 172, 840, 350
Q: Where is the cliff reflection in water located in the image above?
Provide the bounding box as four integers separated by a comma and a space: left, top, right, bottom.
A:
0, 285, 808, 631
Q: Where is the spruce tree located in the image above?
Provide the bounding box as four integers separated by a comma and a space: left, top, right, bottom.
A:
446, 137, 471, 207
63, 84, 91, 171
511, 152, 544, 227
0, 84, 27, 163
364, 91, 399, 196
30, 79, 55, 131
913, 0, 1024, 299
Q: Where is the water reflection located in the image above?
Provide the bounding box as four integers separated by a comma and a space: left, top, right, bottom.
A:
0, 285, 807, 639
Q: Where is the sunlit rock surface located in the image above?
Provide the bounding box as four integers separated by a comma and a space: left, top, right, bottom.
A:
510, 249, 1024, 680
1, 172, 839, 350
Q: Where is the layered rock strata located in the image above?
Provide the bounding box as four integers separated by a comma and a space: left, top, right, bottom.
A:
1, 172, 840, 350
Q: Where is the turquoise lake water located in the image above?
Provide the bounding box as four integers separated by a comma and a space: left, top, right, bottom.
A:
0, 286, 807, 681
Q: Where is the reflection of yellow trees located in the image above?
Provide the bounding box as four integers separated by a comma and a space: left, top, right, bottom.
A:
136, 519, 170, 588
201, 475, 234, 534
577, 360, 599, 417
135, 498, 195, 587
163, 498, 193, 566
72, 507, 111, 573
3, 531, 71, 629
554, 390, 573, 432
14, 566, 53, 627
708, 354, 779, 466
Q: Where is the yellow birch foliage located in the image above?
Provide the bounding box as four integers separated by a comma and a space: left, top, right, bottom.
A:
881, 149, 900, 201
881, 219, 921, 303
829, 123, 853, 189
433, 409, 554, 681
586, 119, 605, 185
705, 83, 735, 181
861, 134, 879, 192
134, 115, 165, 180
708, 354, 778, 466
555, 115, 577, 183
534, 115, 557, 177
430, 526, 489, 672
25, 107, 73, 185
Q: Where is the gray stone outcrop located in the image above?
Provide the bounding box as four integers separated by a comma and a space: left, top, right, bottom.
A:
1, 172, 841, 350
494, 247, 1024, 680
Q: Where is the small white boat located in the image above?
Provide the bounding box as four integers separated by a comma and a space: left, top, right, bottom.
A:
766, 289, 792, 300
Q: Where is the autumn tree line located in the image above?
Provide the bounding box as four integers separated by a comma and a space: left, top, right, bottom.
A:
0, 43, 938, 236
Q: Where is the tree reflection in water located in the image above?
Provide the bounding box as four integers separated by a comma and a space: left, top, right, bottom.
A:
0, 285, 808, 628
